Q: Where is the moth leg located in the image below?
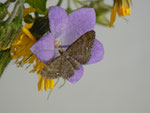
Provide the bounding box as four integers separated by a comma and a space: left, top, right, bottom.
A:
58, 48, 64, 55
59, 78, 66, 88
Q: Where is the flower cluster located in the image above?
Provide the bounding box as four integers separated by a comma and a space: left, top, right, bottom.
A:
0, 0, 132, 94
31, 6, 104, 85
10, 6, 105, 91
11, 23, 55, 91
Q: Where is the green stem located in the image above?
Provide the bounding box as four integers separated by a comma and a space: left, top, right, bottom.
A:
57, 0, 63, 6
7, 0, 24, 24
67, 0, 71, 9
7, 2, 20, 23
4, 0, 10, 8
19, 0, 24, 18
73, 0, 79, 8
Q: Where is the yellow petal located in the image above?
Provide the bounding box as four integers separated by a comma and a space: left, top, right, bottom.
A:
25, 23, 33, 29
109, 9, 117, 27
44, 79, 49, 91
118, 6, 126, 17
2, 47, 9, 50
38, 76, 44, 91
49, 79, 54, 90
23, 7, 36, 17
22, 27, 36, 41
125, 8, 131, 15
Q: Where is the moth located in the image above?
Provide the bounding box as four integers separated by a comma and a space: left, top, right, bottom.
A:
41, 30, 95, 79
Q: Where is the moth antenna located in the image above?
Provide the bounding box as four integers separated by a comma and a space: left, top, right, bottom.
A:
47, 90, 52, 100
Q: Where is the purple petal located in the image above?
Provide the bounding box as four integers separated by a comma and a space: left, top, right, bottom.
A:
87, 39, 104, 64
30, 33, 55, 63
58, 8, 96, 45
48, 6, 68, 35
67, 65, 84, 84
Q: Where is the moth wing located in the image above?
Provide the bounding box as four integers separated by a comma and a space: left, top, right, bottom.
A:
41, 55, 74, 79
60, 58, 74, 79
66, 30, 95, 64
41, 56, 63, 79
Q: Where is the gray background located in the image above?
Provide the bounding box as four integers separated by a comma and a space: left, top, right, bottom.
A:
0, 0, 150, 113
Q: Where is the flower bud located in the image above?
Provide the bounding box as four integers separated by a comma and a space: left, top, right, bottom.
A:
0, 0, 24, 50
0, 50, 11, 78
0, 18, 22, 50
0, 2, 9, 20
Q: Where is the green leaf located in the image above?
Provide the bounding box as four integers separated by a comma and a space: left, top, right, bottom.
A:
0, 17, 22, 50
96, 16, 110, 26
36, 8, 48, 15
0, 50, 11, 78
25, 0, 47, 12
88, 0, 112, 26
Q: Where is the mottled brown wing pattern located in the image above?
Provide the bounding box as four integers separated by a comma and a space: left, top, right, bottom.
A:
60, 57, 75, 79
41, 56, 63, 79
41, 30, 95, 79
65, 30, 95, 64
41, 55, 76, 79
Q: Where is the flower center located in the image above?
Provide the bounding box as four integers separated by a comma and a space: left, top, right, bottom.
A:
55, 40, 69, 49
55, 40, 60, 48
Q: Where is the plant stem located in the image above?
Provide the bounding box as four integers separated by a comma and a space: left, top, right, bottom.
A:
7, 0, 24, 24
67, 0, 71, 9
57, 0, 63, 6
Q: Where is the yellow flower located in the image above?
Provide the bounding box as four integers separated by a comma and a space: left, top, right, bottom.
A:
10, 6, 54, 91
11, 24, 54, 91
109, 0, 131, 27
11, 24, 36, 66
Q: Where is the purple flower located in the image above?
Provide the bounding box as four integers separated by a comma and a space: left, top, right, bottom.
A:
31, 6, 104, 84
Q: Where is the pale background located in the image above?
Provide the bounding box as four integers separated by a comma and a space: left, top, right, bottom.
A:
0, 0, 150, 113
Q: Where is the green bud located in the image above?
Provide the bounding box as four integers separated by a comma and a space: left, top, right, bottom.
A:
0, 0, 24, 50
0, 2, 8, 20
0, 18, 22, 50
96, 16, 110, 26
0, 50, 11, 78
